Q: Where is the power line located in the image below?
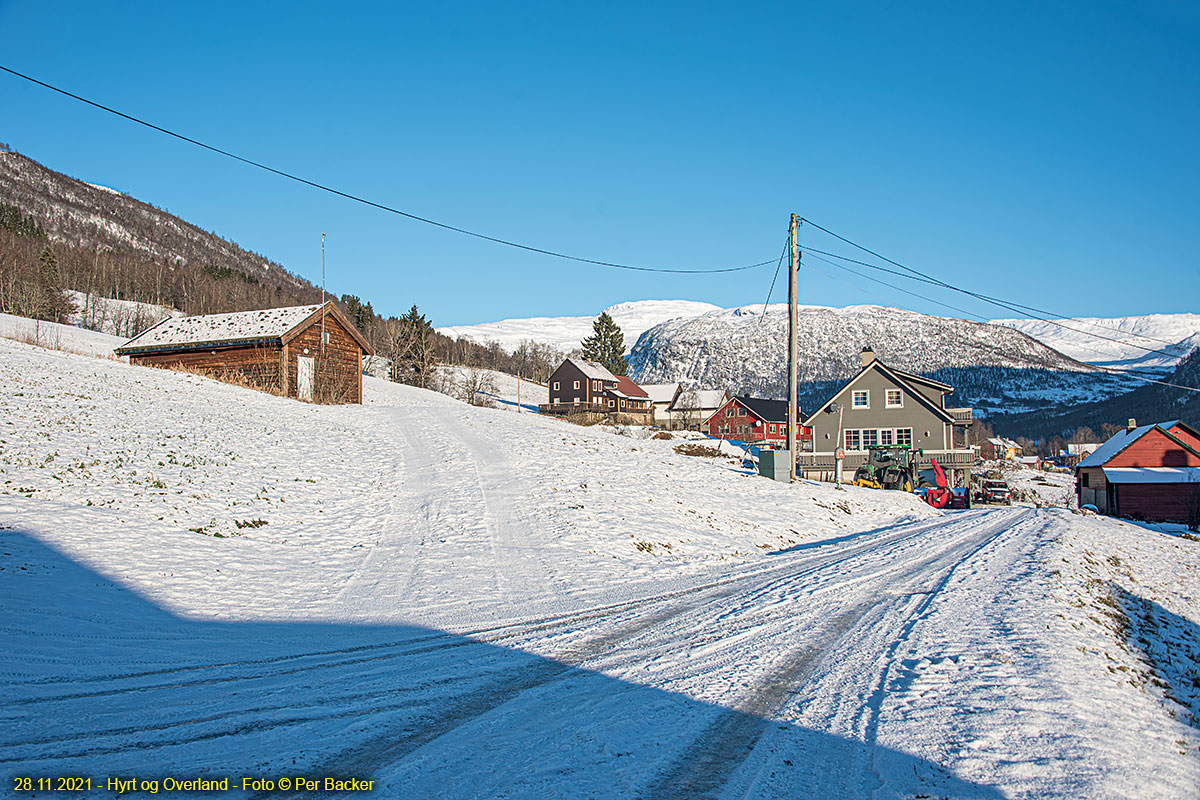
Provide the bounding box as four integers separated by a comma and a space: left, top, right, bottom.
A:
800, 219, 1186, 362
802, 242, 1200, 395
757, 236, 791, 324
0, 64, 775, 276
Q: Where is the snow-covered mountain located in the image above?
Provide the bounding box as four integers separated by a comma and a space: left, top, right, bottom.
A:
436, 300, 722, 355
628, 304, 1136, 417
992, 314, 1200, 373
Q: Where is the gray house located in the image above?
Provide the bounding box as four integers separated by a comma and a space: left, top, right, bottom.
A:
798, 348, 976, 485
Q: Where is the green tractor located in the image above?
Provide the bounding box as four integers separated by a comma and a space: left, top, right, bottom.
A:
852, 445, 922, 492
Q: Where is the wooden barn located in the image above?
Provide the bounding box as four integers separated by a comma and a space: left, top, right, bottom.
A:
115, 301, 373, 404
1076, 419, 1200, 523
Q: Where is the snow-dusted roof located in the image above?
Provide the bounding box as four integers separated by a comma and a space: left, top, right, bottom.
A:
566, 357, 618, 382
1102, 467, 1200, 484
1077, 422, 1181, 468
672, 389, 727, 410
640, 383, 680, 404
1067, 442, 1102, 455
117, 305, 322, 352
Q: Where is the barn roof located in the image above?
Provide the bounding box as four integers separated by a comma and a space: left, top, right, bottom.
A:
1077, 421, 1182, 468
566, 358, 619, 382
115, 302, 373, 356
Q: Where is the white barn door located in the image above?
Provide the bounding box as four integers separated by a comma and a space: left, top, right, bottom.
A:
297, 356, 315, 401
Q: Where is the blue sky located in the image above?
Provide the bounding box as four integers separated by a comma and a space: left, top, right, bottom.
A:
1, 1, 1196, 326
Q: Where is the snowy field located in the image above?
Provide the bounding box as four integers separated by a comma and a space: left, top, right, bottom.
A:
2, 334, 1198, 798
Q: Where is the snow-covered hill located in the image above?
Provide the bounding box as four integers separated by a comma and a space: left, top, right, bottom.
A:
993, 313, 1200, 372
3, 329, 1197, 797
628, 304, 1134, 417
437, 299, 721, 354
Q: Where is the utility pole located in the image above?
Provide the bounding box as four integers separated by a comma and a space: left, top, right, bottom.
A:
787, 213, 799, 482
320, 232, 327, 356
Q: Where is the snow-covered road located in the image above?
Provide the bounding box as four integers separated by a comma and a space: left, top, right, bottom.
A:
3, 334, 1197, 798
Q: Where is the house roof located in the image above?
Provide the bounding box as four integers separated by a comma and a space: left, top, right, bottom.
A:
801, 358, 957, 426
1076, 421, 1186, 468
1067, 442, 1102, 455
566, 358, 618, 382
737, 396, 789, 423
1102, 467, 1200, 484
640, 383, 681, 404
115, 301, 373, 355
614, 376, 649, 398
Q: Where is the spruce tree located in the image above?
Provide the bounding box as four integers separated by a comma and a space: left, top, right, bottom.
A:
580, 312, 627, 376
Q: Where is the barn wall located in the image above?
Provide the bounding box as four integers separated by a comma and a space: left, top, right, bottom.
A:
285, 314, 363, 404
1108, 429, 1200, 468
1117, 483, 1200, 523
1166, 424, 1200, 453
131, 346, 283, 393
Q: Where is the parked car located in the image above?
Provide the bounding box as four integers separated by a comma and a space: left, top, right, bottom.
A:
978, 480, 1012, 505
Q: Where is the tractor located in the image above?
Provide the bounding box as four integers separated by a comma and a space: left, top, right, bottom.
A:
852, 446, 921, 492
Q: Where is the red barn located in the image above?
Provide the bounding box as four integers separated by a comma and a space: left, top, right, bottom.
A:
1076, 419, 1200, 523
702, 395, 810, 445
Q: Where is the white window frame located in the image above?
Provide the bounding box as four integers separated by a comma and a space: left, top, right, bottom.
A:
896, 428, 913, 447
852, 390, 869, 409
862, 429, 879, 448
879, 429, 894, 446
552, 381, 560, 391
573, 380, 580, 390
768, 423, 776, 434
844, 429, 862, 451
886, 389, 903, 408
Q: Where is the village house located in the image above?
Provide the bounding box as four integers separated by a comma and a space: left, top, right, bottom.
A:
1061, 441, 1103, 467
1075, 419, 1200, 524
702, 395, 807, 446
537, 358, 652, 422
114, 301, 372, 404
640, 383, 682, 426
980, 437, 1023, 461
797, 347, 976, 486
670, 388, 730, 431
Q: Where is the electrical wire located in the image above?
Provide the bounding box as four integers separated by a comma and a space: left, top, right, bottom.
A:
757, 236, 790, 325
0, 64, 775, 276
801, 243, 1200, 394
801, 217, 1187, 359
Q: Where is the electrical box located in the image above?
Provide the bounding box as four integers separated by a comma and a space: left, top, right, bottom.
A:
758, 449, 792, 483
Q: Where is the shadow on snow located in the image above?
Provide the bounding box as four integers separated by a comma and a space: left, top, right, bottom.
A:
1, 529, 1006, 799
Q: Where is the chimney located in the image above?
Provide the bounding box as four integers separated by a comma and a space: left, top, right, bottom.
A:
1127, 418, 1137, 432
861, 346, 875, 367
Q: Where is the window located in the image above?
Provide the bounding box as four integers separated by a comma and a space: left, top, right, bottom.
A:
769, 424, 776, 434
322, 331, 330, 345
552, 381, 559, 390
573, 380, 580, 390
1082, 473, 1090, 487
573, 397, 580, 404
609, 399, 615, 407
844, 429, 862, 450
879, 429, 894, 446
897, 428, 913, 447
852, 390, 869, 408
862, 429, 879, 448
886, 389, 902, 408
593, 380, 601, 390
738, 407, 745, 417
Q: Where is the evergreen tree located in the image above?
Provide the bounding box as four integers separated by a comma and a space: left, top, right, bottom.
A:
580, 312, 627, 376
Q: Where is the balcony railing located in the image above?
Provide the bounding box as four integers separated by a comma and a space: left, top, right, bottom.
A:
537, 402, 653, 419
946, 407, 974, 424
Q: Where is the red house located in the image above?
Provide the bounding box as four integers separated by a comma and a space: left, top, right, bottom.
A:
1076, 419, 1200, 523
702, 395, 810, 445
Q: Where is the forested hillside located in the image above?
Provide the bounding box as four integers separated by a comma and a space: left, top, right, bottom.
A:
0, 147, 564, 383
